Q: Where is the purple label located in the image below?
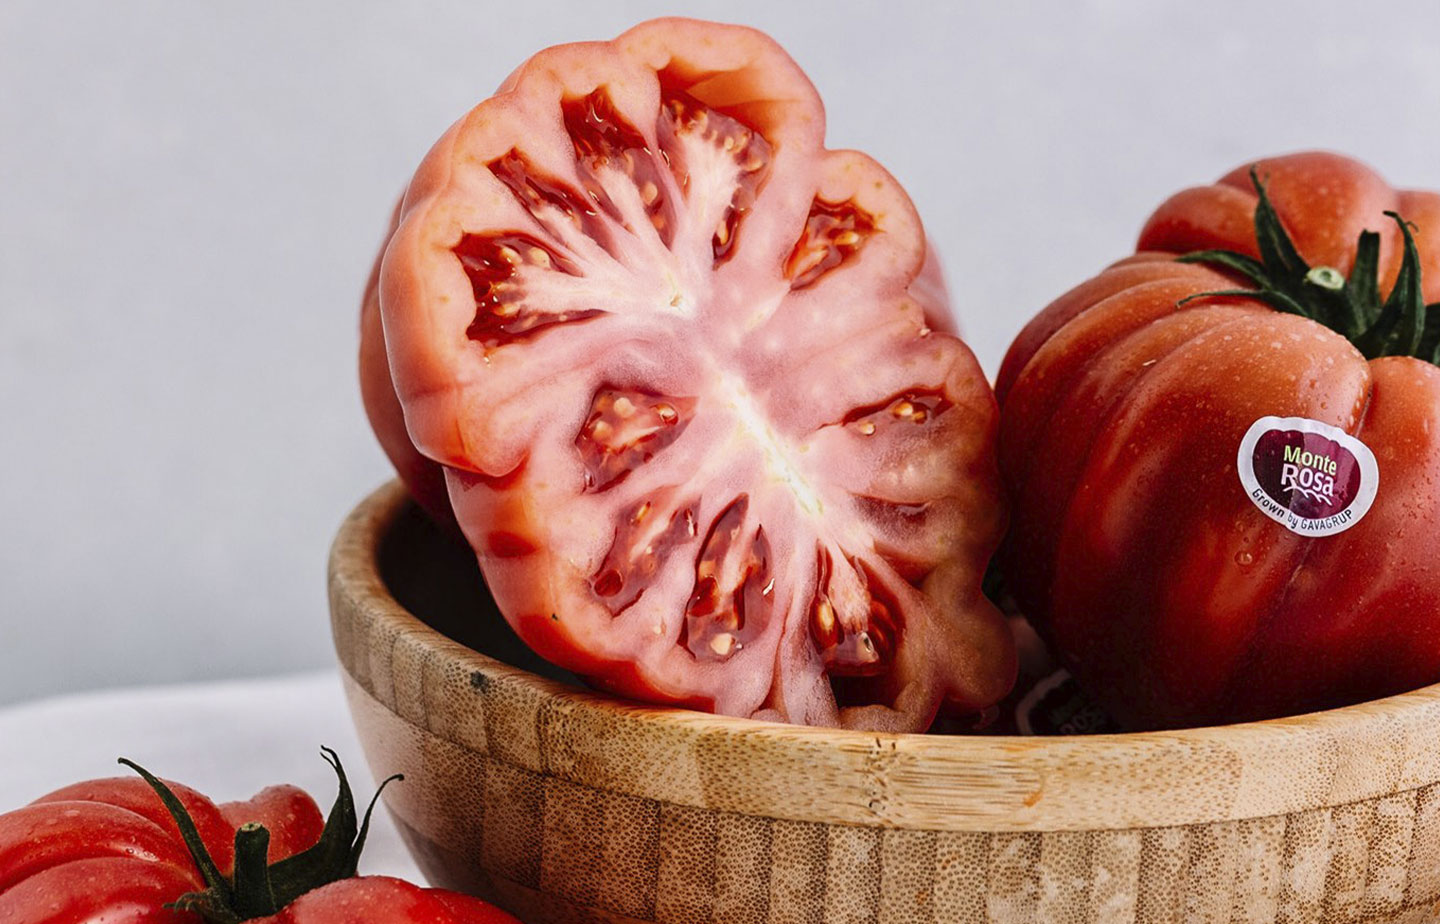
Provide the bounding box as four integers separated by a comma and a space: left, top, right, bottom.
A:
1237, 416, 1378, 537
1251, 429, 1362, 518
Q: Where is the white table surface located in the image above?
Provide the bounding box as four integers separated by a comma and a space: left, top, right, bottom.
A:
0, 670, 423, 881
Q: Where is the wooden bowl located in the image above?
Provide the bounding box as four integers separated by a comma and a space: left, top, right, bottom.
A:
330, 481, 1440, 924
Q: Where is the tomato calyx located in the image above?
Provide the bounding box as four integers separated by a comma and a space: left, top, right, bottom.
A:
120, 747, 399, 923
1177, 165, 1440, 361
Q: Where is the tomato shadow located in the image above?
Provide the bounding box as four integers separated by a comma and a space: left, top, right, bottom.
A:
378, 500, 585, 688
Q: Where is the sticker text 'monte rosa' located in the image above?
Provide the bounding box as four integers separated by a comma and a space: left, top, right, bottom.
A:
1280, 445, 1338, 502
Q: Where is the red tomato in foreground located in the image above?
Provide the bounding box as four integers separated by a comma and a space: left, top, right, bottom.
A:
998, 151, 1440, 730
250, 878, 509, 924
365, 18, 1014, 730
0, 775, 322, 923
0, 755, 519, 924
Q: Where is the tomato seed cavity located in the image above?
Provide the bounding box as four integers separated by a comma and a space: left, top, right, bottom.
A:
808, 547, 903, 676
843, 389, 951, 434
575, 387, 696, 492
681, 496, 772, 661
488, 149, 619, 251
563, 88, 677, 247
589, 493, 698, 617
785, 198, 877, 290
456, 232, 601, 349
658, 89, 773, 267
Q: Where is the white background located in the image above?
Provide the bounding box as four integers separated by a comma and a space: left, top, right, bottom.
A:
3, 0, 1439, 706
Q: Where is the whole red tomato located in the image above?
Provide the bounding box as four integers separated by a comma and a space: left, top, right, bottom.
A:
364, 18, 1013, 731
0, 750, 517, 924
247, 878, 508, 924
998, 151, 1440, 729
0, 764, 321, 923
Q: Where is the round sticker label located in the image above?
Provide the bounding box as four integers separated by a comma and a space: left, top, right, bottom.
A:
1237, 416, 1379, 537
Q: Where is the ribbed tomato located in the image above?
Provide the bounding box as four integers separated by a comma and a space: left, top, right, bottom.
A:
0, 767, 322, 923
998, 151, 1440, 729
0, 751, 519, 924
363, 18, 1013, 731
246, 878, 511, 924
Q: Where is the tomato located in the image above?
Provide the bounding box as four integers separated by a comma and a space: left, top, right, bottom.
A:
364, 17, 1013, 731
997, 151, 1440, 729
249, 878, 511, 924
361, 203, 459, 534
0, 751, 517, 924
0, 769, 321, 923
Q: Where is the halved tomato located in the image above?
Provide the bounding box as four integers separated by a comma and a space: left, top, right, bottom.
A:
364, 17, 1012, 731
360, 203, 458, 534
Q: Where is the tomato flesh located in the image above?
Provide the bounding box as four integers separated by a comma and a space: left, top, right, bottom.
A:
370, 18, 1013, 731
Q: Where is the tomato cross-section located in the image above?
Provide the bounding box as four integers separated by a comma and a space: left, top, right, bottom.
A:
365, 18, 1013, 731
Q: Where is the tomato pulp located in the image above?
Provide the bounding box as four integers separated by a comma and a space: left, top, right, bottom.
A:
363, 18, 1014, 731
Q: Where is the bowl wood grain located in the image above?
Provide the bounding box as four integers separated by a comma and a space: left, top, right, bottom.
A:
331, 481, 1440, 924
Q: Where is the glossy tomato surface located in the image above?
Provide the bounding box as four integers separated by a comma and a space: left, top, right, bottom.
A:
365, 18, 1013, 731
250, 877, 517, 924
0, 768, 521, 924
998, 151, 1440, 730
0, 776, 322, 924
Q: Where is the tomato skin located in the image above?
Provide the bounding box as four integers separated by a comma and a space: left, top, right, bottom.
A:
0, 777, 321, 923
1137, 152, 1440, 300
216, 786, 326, 862
360, 203, 459, 534
0, 858, 198, 924
250, 877, 517, 924
0, 773, 518, 924
0, 802, 197, 892
29, 778, 240, 873
999, 152, 1440, 730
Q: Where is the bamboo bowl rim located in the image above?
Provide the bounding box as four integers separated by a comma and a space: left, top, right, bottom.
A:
331, 480, 1440, 833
